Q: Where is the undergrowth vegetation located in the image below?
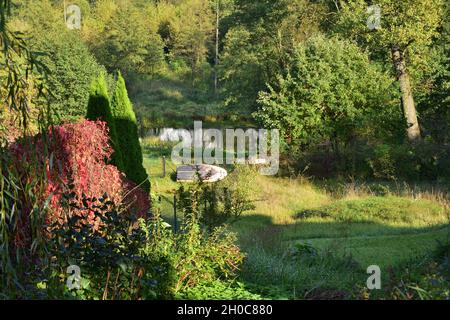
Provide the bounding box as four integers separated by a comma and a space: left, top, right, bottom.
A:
0, 121, 246, 300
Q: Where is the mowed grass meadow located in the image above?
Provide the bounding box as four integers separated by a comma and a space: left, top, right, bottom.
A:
142, 137, 450, 299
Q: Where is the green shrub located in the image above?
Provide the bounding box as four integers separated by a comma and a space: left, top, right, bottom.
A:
33, 31, 109, 123
111, 71, 150, 193
293, 139, 450, 182
367, 144, 396, 180
176, 167, 255, 230
86, 74, 124, 171
176, 280, 263, 300
143, 202, 245, 294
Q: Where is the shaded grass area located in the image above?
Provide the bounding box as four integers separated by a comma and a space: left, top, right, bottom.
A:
308, 227, 449, 269
143, 140, 450, 299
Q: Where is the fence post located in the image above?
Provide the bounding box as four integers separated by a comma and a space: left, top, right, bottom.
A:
162, 156, 166, 178
173, 194, 177, 233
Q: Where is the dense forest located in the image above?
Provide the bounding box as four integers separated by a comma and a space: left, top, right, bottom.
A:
0, 0, 449, 301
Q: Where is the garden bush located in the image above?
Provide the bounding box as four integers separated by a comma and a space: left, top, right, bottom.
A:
32, 30, 110, 123
7, 119, 150, 248
175, 166, 256, 229
1, 116, 247, 299
363, 141, 450, 181
176, 280, 263, 300
38, 194, 174, 300
140, 198, 246, 296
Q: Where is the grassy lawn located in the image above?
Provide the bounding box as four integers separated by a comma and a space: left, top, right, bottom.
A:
143, 140, 450, 298
307, 228, 449, 269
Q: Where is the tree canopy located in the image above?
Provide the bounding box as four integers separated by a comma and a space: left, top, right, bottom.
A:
255, 35, 396, 148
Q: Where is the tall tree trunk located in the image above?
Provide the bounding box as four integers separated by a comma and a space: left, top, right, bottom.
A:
214, 0, 220, 95
391, 45, 421, 142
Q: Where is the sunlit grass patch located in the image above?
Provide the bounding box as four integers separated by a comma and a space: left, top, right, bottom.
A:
313, 196, 447, 226
242, 175, 330, 224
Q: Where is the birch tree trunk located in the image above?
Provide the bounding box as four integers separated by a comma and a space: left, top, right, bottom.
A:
214, 0, 220, 95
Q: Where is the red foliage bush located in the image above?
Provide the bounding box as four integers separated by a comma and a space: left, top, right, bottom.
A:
9, 120, 150, 242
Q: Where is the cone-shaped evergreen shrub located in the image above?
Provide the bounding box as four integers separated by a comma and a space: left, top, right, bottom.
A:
86, 74, 125, 171
111, 71, 150, 193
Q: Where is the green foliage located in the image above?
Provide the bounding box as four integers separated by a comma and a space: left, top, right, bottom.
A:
367, 144, 397, 180
414, 1, 450, 143
1, 186, 244, 299
0, 6, 50, 132
333, 0, 446, 141
34, 32, 108, 123
176, 280, 263, 300
135, 198, 246, 297
45, 193, 157, 300
255, 35, 396, 148
5, 0, 110, 124
170, 0, 214, 81
3, 0, 450, 301
292, 138, 450, 181
334, 0, 444, 55
0, 0, 54, 298
378, 240, 450, 300
131, 74, 224, 130
176, 167, 255, 229
86, 74, 124, 171
287, 241, 319, 258
220, 0, 327, 115
84, 1, 165, 75
367, 142, 450, 181
111, 71, 149, 193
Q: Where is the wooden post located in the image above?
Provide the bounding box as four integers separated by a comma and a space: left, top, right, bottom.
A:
162, 156, 166, 178
63, 0, 67, 23
173, 194, 177, 233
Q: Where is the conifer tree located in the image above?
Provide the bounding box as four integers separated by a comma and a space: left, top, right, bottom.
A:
86, 74, 125, 171
111, 71, 150, 193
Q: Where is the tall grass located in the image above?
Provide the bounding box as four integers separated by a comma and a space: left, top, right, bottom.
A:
0, 138, 53, 297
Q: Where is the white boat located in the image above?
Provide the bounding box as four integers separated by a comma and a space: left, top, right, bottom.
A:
176, 164, 227, 182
